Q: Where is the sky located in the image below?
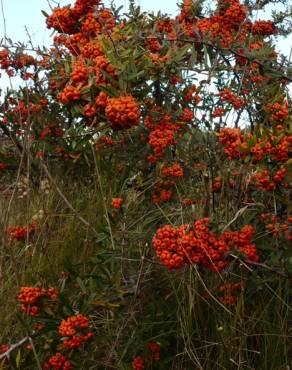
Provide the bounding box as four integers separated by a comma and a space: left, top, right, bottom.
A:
0, 0, 291, 55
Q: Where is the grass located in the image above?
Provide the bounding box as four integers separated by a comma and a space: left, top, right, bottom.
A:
0, 154, 291, 369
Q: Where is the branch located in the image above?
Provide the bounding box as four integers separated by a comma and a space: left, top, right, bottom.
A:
0, 122, 23, 154
41, 162, 100, 238
0, 336, 30, 360
230, 254, 291, 278
140, 34, 292, 83
245, 259, 291, 278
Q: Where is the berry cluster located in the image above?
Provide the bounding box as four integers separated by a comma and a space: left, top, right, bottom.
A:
70, 60, 88, 84
161, 163, 184, 178
218, 282, 242, 305
59, 314, 94, 349
132, 356, 145, 370
105, 95, 140, 130
39, 124, 63, 140
2, 98, 45, 127
250, 20, 276, 36
146, 115, 180, 163
260, 213, 292, 240
95, 91, 108, 108
46, 0, 119, 120
212, 171, 239, 192
197, 0, 249, 48
219, 88, 244, 110
43, 352, 73, 370
111, 197, 123, 209
147, 37, 161, 52
152, 218, 258, 271
183, 198, 195, 206
183, 84, 197, 102
58, 85, 81, 105
151, 181, 174, 204
265, 101, 289, 122
0, 49, 36, 77
150, 53, 169, 65
46, 7, 78, 34
0, 161, 7, 170
218, 128, 246, 159
6, 222, 37, 243
212, 107, 225, 117
180, 107, 194, 122
0, 344, 9, 354
18, 287, 58, 316
95, 55, 116, 84
147, 341, 161, 362
132, 341, 161, 369
0, 49, 9, 69
253, 167, 288, 190
212, 176, 222, 192
219, 127, 292, 164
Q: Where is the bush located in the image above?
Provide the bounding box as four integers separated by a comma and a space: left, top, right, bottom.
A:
0, 0, 291, 368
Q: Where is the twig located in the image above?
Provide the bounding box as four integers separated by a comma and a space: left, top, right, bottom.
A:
0, 336, 30, 360
29, 337, 42, 370
0, 0, 7, 41
91, 145, 116, 250
41, 162, 100, 237
231, 254, 291, 278
245, 259, 291, 278
221, 206, 249, 231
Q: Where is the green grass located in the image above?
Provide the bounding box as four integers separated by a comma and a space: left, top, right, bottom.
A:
0, 158, 291, 369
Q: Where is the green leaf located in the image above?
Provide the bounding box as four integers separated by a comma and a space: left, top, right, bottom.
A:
76, 277, 87, 293
41, 10, 49, 18
16, 350, 21, 369
98, 84, 119, 97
